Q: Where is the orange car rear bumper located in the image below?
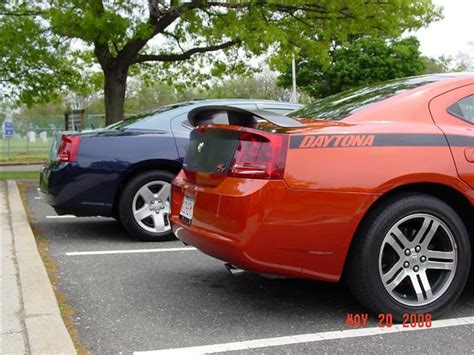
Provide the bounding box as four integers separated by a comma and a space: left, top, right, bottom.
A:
171, 175, 379, 282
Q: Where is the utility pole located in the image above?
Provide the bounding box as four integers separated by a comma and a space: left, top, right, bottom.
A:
291, 54, 298, 103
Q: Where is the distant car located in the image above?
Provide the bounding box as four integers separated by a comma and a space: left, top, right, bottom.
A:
38, 99, 302, 241
171, 74, 474, 320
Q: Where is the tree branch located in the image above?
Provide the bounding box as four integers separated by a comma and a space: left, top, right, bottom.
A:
162, 31, 186, 53
91, 0, 112, 69
206, 2, 328, 14
132, 39, 241, 63
0, 10, 42, 16
118, 1, 201, 65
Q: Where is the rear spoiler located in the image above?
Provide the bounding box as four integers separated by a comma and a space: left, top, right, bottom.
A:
187, 105, 303, 128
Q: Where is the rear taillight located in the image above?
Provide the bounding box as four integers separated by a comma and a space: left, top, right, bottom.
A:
57, 135, 80, 162
228, 131, 288, 179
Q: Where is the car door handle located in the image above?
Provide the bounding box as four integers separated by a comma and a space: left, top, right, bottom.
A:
465, 148, 474, 163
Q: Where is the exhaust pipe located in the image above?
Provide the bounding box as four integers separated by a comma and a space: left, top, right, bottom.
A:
225, 263, 244, 276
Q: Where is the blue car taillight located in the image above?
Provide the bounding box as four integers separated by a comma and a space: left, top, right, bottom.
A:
57, 135, 81, 162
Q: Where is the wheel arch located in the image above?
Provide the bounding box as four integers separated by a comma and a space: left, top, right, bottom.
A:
112, 159, 182, 218
344, 182, 474, 276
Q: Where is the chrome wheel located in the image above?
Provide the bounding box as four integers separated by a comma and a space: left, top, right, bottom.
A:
132, 181, 171, 234
379, 213, 457, 307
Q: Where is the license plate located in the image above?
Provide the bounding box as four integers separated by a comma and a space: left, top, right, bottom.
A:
179, 195, 195, 222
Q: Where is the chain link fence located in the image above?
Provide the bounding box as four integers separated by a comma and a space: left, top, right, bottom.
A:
1, 115, 106, 162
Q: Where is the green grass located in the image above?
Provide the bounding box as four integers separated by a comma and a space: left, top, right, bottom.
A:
0, 171, 40, 180
0, 152, 49, 165
0, 137, 51, 149
0, 138, 50, 164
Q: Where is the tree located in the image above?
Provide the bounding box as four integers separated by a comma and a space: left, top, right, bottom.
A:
3, 1, 441, 124
204, 71, 291, 101
0, 4, 82, 105
279, 36, 427, 98
454, 43, 474, 71
421, 54, 470, 74
422, 55, 453, 74
124, 80, 177, 113
423, 44, 474, 74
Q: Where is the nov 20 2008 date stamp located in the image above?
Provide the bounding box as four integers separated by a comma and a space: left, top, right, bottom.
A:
346, 313, 433, 328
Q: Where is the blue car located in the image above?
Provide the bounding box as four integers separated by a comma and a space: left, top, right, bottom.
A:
39, 99, 302, 241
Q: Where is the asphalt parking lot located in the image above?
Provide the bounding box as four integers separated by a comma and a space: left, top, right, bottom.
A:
21, 182, 474, 354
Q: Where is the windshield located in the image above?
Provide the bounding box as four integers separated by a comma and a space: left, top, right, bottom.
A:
106, 102, 193, 130
289, 75, 445, 121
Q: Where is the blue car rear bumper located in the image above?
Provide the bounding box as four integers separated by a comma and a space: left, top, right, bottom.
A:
39, 161, 117, 217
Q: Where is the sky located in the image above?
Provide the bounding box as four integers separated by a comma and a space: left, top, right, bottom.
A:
413, 0, 474, 59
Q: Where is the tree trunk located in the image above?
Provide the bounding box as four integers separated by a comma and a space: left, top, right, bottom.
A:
104, 67, 128, 125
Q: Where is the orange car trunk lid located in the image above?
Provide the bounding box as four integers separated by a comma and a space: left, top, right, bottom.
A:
183, 127, 241, 186
183, 125, 290, 187
183, 106, 305, 187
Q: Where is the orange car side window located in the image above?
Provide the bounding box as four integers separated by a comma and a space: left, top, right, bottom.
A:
447, 94, 474, 124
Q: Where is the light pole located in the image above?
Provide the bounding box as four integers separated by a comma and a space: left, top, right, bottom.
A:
291, 54, 298, 103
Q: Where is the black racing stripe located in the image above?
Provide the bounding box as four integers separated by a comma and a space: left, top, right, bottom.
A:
446, 134, 474, 147
290, 136, 305, 149
289, 135, 309, 148
289, 133, 473, 149
372, 134, 446, 147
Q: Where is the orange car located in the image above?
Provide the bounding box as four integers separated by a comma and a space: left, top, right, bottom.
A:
171, 74, 474, 319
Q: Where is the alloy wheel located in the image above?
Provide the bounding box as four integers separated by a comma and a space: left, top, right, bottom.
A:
378, 213, 457, 307
132, 180, 171, 234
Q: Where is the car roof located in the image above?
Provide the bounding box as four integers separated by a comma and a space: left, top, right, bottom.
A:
168, 99, 302, 111
183, 98, 301, 105
109, 99, 302, 131
128, 99, 302, 119
345, 72, 474, 124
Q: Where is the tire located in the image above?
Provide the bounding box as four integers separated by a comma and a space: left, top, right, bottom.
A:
346, 193, 471, 321
119, 170, 176, 242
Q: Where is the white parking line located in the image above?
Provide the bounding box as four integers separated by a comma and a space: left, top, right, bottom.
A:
34, 196, 41, 200
66, 247, 197, 256
46, 215, 76, 219
133, 316, 474, 355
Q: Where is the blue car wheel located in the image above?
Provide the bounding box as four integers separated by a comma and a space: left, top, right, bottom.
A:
119, 170, 176, 241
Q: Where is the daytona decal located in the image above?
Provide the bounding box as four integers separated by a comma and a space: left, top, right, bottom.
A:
289, 134, 473, 149
297, 134, 375, 148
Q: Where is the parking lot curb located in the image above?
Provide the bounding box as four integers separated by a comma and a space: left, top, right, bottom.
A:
7, 180, 76, 354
